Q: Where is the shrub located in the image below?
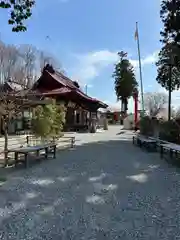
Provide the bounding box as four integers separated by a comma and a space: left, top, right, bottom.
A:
32, 100, 66, 140
159, 120, 180, 143
139, 116, 154, 136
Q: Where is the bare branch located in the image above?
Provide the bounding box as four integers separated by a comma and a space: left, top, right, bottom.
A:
18, 44, 38, 87
38, 50, 63, 73
144, 92, 168, 117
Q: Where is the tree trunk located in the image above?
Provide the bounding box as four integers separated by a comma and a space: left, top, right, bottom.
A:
125, 99, 128, 112
168, 64, 172, 121
123, 98, 128, 116
4, 121, 8, 167
121, 99, 126, 113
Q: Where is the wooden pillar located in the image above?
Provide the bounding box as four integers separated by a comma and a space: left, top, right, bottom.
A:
74, 110, 76, 125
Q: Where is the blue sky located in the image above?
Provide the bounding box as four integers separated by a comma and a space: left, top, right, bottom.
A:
1, 0, 179, 111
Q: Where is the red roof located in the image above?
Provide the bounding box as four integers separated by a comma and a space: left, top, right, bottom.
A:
33, 65, 108, 108
45, 71, 67, 87
44, 69, 78, 89
39, 87, 71, 96
44, 69, 99, 101
55, 71, 78, 89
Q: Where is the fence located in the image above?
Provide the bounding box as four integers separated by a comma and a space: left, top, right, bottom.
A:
0, 134, 75, 166
26, 135, 75, 148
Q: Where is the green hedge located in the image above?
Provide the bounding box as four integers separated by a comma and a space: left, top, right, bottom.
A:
32, 100, 66, 139
159, 120, 180, 143
139, 116, 154, 136
139, 116, 180, 144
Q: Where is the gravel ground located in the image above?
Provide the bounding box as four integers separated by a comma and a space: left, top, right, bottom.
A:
0, 126, 180, 239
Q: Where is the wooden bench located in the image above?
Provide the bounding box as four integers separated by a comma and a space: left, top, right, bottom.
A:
59, 136, 75, 148
133, 134, 157, 151
160, 142, 180, 164
8, 143, 57, 168
26, 136, 75, 149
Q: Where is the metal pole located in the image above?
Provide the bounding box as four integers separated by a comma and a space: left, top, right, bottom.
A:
168, 69, 172, 121
168, 58, 172, 121
136, 22, 144, 116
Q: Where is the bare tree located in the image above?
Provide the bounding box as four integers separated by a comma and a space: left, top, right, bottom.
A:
0, 41, 23, 84
0, 39, 64, 90
18, 44, 38, 87
171, 106, 177, 119
0, 85, 32, 166
144, 92, 168, 117
3, 44, 20, 81
172, 107, 180, 119
38, 50, 63, 72
13, 66, 26, 85
39, 51, 51, 71
0, 40, 6, 84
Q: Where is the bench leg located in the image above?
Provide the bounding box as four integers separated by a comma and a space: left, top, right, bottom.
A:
15, 152, 18, 167
36, 150, 40, 157
160, 146, 164, 158
144, 142, 148, 149
45, 147, 48, 159
132, 136, 135, 144
148, 143, 156, 152
53, 145, 56, 159
175, 150, 178, 158
147, 143, 150, 150
25, 153, 29, 168
141, 141, 145, 148
71, 138, 75, 148
154, 143, 157, 151
170, 149, 173, 159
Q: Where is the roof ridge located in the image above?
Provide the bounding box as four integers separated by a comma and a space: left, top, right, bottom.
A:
55, 70, 80, 89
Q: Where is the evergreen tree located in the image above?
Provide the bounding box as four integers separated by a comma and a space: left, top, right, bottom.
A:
156, 42, 180, 91
157, 0, 180, 90
113, 51, 138, 113
32, 101, 66, 139
0, 0, 35, 32
157, 0, 180, 119
160, 0, 180, 44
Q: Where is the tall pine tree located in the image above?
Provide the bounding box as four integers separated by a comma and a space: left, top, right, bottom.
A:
156, 42, 180, 91
156, 0, 180, 119
160, 0, 180, 44
113, 51, 138, 114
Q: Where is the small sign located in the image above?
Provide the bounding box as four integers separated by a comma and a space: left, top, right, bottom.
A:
67, 101, 76, 108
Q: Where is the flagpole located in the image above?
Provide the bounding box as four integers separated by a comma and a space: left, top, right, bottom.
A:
135, 22, 144, 116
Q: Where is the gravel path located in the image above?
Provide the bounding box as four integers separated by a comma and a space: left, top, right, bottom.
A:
0, 126, 180, 239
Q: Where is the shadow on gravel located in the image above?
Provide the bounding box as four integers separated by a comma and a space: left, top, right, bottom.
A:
116, 131, 126, 135
0, 138, 180, 239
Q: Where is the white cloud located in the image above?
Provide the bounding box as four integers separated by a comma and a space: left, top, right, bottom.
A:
130, 51, 158, 68
69, 49, 159, 110
147, 84, 153, 88
70, 50, 158, 85
71, 50, 118, 84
